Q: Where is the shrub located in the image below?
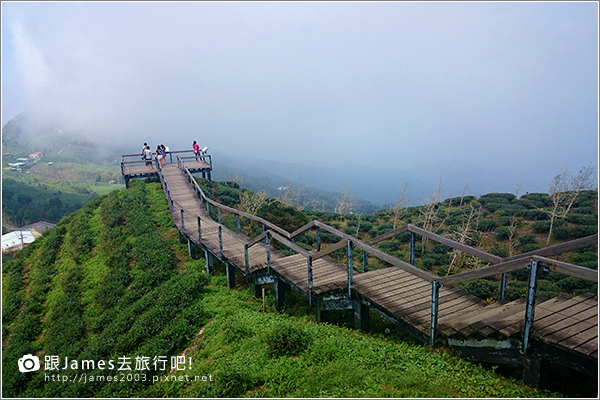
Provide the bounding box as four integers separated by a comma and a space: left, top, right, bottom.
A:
520, 243, 541, 253
476, 219, 497, 232
209, 365, 255, 397
553, 225, 597, 240
566, 213, 597, 226
266, 323, 312, 358
457, 279, 498, 300
493, 227, 512, 241
518, 234, 536, 245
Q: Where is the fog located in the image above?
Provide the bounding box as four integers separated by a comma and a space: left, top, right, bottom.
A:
2, 2, 598, 203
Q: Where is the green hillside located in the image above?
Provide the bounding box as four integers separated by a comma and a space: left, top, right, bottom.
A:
2, 180, 560, 398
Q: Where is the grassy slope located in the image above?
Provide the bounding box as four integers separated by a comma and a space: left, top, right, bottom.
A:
2, 182, 557, 398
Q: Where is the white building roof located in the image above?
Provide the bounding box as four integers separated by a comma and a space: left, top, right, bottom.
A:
2, 231, 36, 250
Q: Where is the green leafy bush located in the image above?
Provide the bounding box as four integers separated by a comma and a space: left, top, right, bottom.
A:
266, 323, 312, 358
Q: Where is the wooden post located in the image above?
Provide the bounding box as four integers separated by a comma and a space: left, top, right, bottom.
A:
316, 226, 321, 252
429, 280, 441, 346
244, 244, 250, 275
226, 262, 236, 289
187, 238, 195, 259
218, 225, 223, 256
307, 256, 313, 306
266, 232, 271, 275
218, 207, 222, 224
363, 250, 369, 272
347, 240, 354, 297
354, 301, 370, 331
180, 209, 185, 232
523, 355, 541, 388
204, 249, 214, 275
274, 278, 290, 312
237, 215, 241, 233
197, 216, 202, 241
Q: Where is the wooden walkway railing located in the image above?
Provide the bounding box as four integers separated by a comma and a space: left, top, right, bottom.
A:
123, 153, 598, 386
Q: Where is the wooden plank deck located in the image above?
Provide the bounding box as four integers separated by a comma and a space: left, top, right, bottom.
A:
142, 160, 598, 369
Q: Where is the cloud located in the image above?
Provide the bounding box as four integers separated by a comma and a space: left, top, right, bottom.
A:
1, 1, 597, 199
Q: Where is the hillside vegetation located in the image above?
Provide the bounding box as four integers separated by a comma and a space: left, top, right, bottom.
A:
196, 178, 598, 301
2, 181, 560, 398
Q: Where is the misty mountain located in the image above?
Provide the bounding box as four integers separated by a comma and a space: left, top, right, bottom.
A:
1, 113, 121, 163
209, 151, 528, 209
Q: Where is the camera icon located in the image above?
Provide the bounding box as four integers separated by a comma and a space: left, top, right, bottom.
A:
18, 354, 41, 373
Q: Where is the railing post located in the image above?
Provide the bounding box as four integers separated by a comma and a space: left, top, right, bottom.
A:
316, 226, 321, 252
181, 209, 185, 232
363, 250, 369, 272
499, 272, 508, 301
197, 216, 202, 241
522, 260, 539, 354
237, 215, 241, 233
266, 232, 271, 275
218, 225, 223, 256
347, 240, 354, 297
307, 256, 313, 306
206, 201, 210, 215
409, 232, 416, 265
244, 244, 249, 275
429, 280, 441, 346
218, 207, 222, 224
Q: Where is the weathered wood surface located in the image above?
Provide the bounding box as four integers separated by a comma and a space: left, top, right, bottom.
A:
154, 161, 598, 362
123, 161, 210, 177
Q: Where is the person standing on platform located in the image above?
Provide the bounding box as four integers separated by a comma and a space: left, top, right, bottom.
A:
156, 145, 164, 168
144, 145, 154, 170
193, 140, 201, 162
160, 144, 167, 167
141, 142, 148, 159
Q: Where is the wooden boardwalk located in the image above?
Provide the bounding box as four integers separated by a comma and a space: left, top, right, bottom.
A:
123, 154, 598, 386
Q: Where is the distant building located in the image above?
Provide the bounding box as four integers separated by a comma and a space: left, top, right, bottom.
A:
20, 220, 56, 235
8, 158, 33, 171
29, 151, 43, 159
2, 230, 37, 255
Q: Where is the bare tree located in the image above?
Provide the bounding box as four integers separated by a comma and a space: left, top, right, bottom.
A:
506, 216, 519, 257
240, 190, 269, 215
278, 176, 307, 211
417, 179, 447, 250
545, 166, 595, 245
390, 183, 409, 229
446, 205, 481, 275
458, 183, 470, 207
336, 188, 357, 221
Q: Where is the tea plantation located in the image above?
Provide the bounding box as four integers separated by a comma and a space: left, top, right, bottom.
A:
1, 180, 581, 397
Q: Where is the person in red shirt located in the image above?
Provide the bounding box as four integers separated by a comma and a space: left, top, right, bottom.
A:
193, 140, 201, 162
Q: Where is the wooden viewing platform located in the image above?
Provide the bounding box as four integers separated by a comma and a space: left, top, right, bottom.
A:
121, 150, 212, 187
122, 153, 599, 388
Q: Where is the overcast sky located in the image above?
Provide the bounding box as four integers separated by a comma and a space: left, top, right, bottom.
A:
2, 1, 598, 200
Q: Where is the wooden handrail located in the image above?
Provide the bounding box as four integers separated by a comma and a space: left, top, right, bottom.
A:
533, 255, 598, 283
310, 239, 348, 259
166, 154, 598, 290
407, 225, 503, 264
438, 257, 531, 286
366, 225, 410, 245
269, 230, 311, 258
180, 160, 290, 238
504, 234, 598, 261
